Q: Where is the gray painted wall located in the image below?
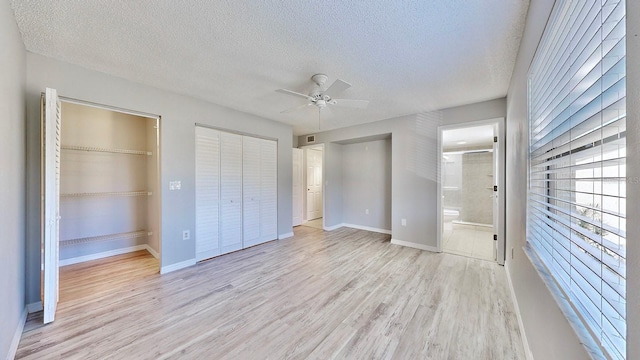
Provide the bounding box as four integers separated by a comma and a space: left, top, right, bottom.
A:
0, 1, 26, 358
505, 0, 590, 359
323, 143, 343, 228
298, 98, 505, 248
342, 139, 392, 230
24, 53, 293, 304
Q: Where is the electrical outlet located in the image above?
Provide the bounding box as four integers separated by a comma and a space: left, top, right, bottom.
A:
365, 209, 369, 215
401, 219, 407, 226
183, 230, 190, 240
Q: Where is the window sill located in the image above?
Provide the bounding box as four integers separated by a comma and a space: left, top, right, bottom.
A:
523, 243, 608, 360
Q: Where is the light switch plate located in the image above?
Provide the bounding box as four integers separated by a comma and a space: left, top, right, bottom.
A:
169, 180, 181, 190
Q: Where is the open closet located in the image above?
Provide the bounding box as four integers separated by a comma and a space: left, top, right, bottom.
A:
195, 126, 277, 262
57, 101, 160, 263
41, 88, 161, 323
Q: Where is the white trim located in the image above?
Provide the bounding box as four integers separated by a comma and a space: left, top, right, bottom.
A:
342, 223, 391, 235
160, 258, 196, 274
391, 239, 440, 252
505, 262, 534, 360
7, 307, 27, 360
59, 245, 148, 266
26, 302, 43, 313
323, 223, 344, 231
278, 232, 294, 239
144, 244, 160, 259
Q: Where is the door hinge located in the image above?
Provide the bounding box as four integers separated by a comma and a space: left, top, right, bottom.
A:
493, 136, 498, 143
493, 185, 498, 192
493, 234, 498, 241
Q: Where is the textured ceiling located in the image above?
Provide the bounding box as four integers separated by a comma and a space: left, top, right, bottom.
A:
10, 0, 529, 135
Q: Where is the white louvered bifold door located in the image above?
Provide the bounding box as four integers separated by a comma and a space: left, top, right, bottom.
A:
220, 132, 243, 254
260, 139, 278, 242
242, 136, 262, 247
292, 148, 304, 226
43, 88, 61, 324
195, 127, 221, 261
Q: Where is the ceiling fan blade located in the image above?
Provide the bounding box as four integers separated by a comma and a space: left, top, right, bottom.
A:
331, 99, 369, 109
320, 106, 334, 119
276, 88, 311, 100
323, 79, 351, 98
281, 102, 313, 113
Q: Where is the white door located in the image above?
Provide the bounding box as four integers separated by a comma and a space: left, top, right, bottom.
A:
220, 132, 243, 254
42, 88, 61, 324
195, 127, 221, 261
306, 148, 323, 221
292, 148, 304, 226
259, 139, 278, 242
243, 136, 261, 247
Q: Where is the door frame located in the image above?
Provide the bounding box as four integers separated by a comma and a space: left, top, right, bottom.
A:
299, 143, 325, 229
436, 117, 506, 265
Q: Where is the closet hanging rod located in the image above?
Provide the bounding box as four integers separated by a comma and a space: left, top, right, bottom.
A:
60, 230, 152, 247
61, 191, 152, 198
61, 144, 152, 156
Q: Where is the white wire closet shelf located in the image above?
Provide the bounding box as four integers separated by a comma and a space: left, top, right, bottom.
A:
60, 230, 152, 246
61, 191, 152, 198
61, 144, 152, 156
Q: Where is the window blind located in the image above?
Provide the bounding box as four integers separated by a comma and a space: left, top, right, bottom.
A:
527, 0, 626, 359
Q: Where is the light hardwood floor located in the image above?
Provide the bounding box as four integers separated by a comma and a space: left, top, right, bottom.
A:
17, 226, 525, 359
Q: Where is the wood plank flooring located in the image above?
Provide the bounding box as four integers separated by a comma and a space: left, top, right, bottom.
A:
17, 226, 525, 359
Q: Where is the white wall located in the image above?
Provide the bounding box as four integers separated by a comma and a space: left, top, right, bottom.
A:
24, 53, 294, 304
298, 98, 505, 248
342, 139, 391, 231
0, 1, 26, 358
505, 0, 589, 358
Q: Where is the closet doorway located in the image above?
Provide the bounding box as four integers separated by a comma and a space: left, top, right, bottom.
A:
41, 88, 161, 323
437, 118, 505, 264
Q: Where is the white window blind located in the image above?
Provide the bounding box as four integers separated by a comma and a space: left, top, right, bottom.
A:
527, 0, 626, 359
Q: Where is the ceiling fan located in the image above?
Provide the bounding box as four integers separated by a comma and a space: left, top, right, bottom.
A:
276, 74, 369, 127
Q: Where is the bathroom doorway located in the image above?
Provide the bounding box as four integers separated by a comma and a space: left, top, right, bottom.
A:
437, 118, 505, 264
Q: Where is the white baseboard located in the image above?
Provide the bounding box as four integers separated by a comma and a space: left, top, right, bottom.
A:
390, 239, 440, 252
144, 244, 160, 259
278, 232, 294, 239
7, 307, 27, 360
505, 262, 534, 360
343, 223, 391, 235
160, 258, 196, 274
323, 223, 344, 231
26, 302, 42, 313
60, 245, 148, 266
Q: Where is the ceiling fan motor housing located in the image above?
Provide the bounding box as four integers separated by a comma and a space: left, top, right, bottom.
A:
311, 73, 328, 87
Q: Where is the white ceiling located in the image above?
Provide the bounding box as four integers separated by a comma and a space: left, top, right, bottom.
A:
442, 124, 494, 149
10, 1, 529, 136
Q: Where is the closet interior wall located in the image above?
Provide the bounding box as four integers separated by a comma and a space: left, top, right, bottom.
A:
59, 102, 159, 262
